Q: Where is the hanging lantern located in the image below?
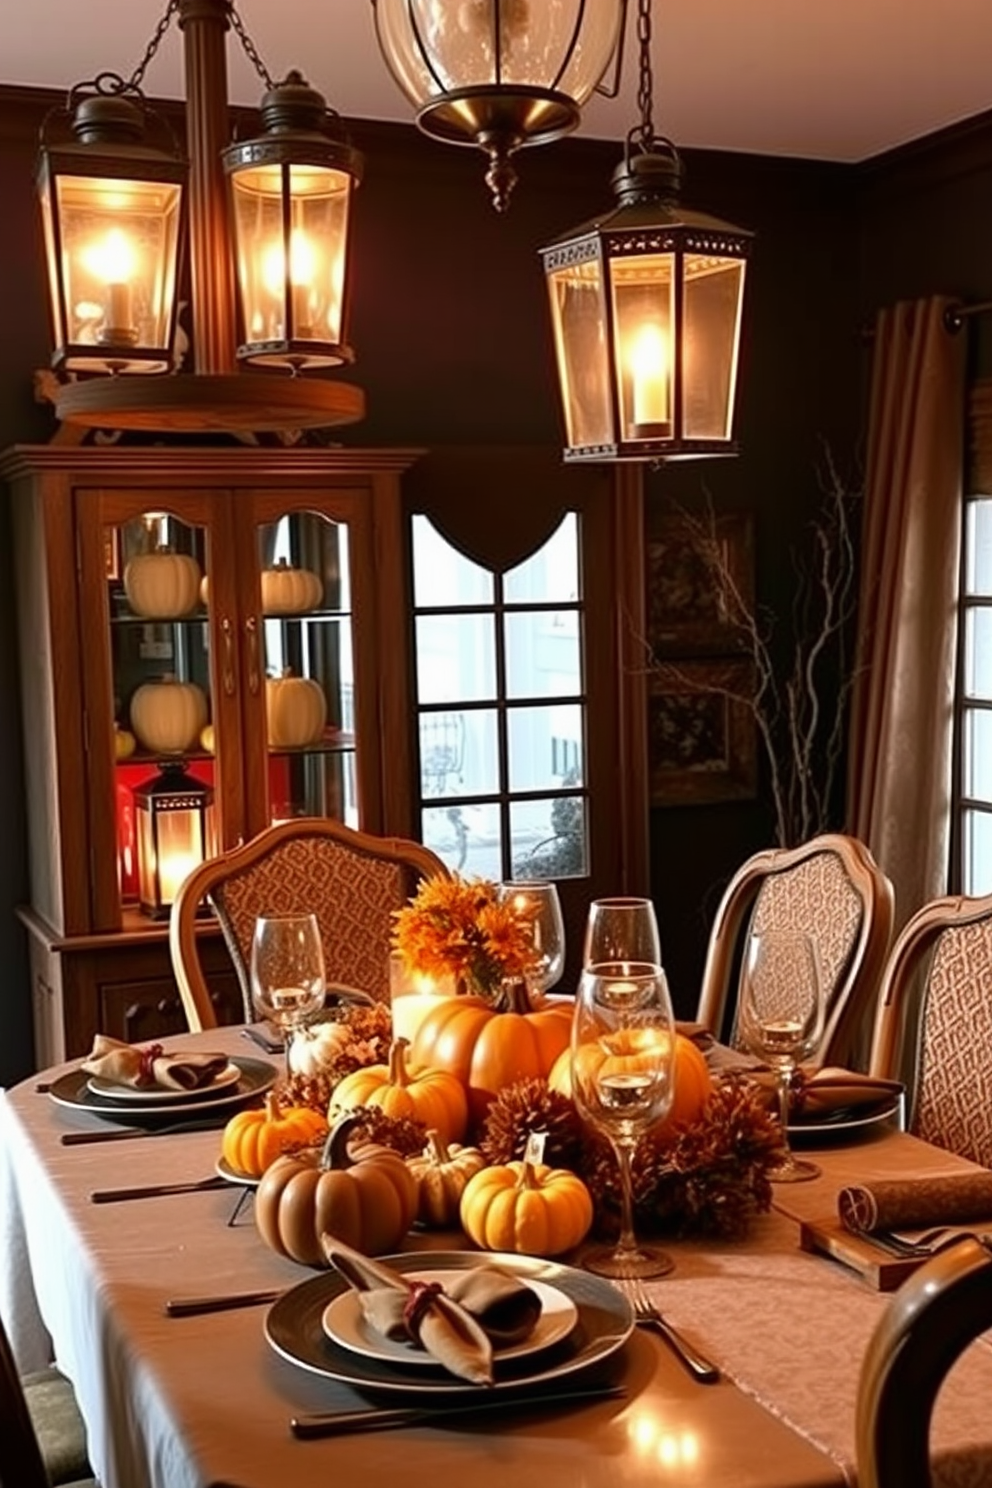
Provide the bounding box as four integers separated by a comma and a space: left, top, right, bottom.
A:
371, 0, 628, 210
37, 77, 186, 376
224, 72, 363, 370
134, 762, 215, 919
540, 0, 752, 462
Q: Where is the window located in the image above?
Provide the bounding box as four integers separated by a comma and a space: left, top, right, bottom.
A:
411, 513, 588, 882
956, 494, 992, 893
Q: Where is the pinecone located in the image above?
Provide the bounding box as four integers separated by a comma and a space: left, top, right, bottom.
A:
480, 1079, 586, 1170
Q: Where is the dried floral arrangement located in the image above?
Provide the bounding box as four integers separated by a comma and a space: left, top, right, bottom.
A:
284, 1002, 393, 1114
391, 874, 536, 997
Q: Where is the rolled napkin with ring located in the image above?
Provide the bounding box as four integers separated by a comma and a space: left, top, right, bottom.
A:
838, 1172, 992, 1234
322, 1236, 542, 1386
750, 1065, 903, 1121
81, 1034, 230, 1092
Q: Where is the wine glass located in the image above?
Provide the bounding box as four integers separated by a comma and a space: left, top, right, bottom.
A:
249, 913, 327, 1075
498, 881, 566, 996
738, 928, 825, 1183
570, 961, 677, 1279
583, 897, 662, 969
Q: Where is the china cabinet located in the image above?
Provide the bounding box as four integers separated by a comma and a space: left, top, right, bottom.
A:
3, 444, 421, 1062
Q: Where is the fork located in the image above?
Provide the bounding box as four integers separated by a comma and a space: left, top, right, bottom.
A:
620, 1277, 721, 1384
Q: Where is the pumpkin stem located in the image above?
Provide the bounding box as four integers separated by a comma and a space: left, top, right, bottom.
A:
491, 977, 534, 1015
321, 1111, 364, 1171
388, 1037, 412, 1088
425, 1128, 450, 1165
517, 1158, 542, 1191
263, 1090, 283, 1122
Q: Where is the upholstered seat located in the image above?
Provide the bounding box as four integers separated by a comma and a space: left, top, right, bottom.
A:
170, 817, 450, 1031
1, 1316, 97, 1488
856, 1235, 992, 1488
696, 833, 895, 1070
870, 891, 992, 1166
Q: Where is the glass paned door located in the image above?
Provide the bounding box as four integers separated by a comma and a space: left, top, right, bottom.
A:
412, 512, 588, 881
959, 495, 992, 893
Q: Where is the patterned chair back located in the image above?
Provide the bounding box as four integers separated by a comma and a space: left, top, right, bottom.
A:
871, 892, 992, 1166
170, 819, 450, 1031
697, 833, 895, 1071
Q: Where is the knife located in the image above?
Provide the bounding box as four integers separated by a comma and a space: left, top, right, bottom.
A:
91, 1176, 230, 1203
290, 1383, 628, 1438
165, 1288, 286, 1317
62, 1117, 227, 1146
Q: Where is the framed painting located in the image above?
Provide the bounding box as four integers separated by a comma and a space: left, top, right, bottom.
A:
648, 658, 758, 806
646, 510, 754, 659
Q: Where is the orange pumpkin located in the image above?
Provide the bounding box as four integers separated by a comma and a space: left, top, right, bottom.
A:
460, 1158, 594, 1257
221, 1092, 328, 1179
411, 981, 572, 1127
330, 1037, 469, 1144
549, 1030, 713, 1140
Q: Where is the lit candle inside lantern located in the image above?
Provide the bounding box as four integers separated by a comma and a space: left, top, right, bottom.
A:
262, 229, 318, 338
629, 321, 671, 431
81, 228, 138, 341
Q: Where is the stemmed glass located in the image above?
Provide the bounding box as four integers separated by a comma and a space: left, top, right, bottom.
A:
570, 961, 677, 1278
738, 928, 825, 1183
249, 913, 327, 1075
498, 881, 566, 996
583, 897, 662, 968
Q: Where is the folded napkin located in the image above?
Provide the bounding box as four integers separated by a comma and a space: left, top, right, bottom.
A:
81, 1035, 230, 1092
838, 1172, 992, 1235
750, 1065, 903, 1123
322, 1236, 542, 1386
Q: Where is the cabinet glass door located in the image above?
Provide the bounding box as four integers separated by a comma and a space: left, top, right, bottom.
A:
257, 510, 358, 827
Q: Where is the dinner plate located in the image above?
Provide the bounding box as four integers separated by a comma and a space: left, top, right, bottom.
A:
47, 1056, 276, 1124
214, 1155, 261, 1188
266, 1251, 633, 1396
321, 1272, 579, 1368
788, 1092, 905, 1144
86, 1061, 242, 1104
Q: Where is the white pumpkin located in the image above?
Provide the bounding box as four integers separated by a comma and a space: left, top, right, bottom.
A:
130, 676, 208, 754
261, 560, 323, 615
266, 669, 326, 749
124, 547, 202, 619
287, 1019, 352, 1078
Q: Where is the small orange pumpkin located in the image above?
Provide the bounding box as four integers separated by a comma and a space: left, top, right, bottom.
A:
330, 1037, 468, 1144
549, 1030, 713, 1140
221, 1092, 327, 1179
460, 1157, 594, 1257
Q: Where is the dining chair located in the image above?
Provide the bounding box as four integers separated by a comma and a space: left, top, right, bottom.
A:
856, 1234, 992, 1488
696, 833, 895, 1070
869, 890, 992, 1166
170, 817, 451, 1032
0, 1311, 97, 1488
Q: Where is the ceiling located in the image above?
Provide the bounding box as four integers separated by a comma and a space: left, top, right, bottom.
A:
3, 0, 992, 164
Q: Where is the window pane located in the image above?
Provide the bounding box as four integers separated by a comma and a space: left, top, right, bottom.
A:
963, 809, 992, 896
964, 609, 992, 700
412, 514, 493, 607
508, 703, 584, 792
504, 611, 582, 699
416, 614, 496, 703
420, 708, 499, 797
963, 708, 992, 801
509, 796, 588, 881
966, 498, 992, 597
504, 513, 580, 603
422, 802, 502, 881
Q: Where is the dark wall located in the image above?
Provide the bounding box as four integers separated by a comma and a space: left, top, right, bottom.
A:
1, 87, 990, 1072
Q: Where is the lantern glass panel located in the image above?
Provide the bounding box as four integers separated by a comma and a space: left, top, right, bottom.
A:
546, 256, 612, 451
154, 804, 207, 906
137, 804, 157, 909
231, 161, 351, 361
53, 173, 181, 371
38, 173, 66, 350
609, 252, 676, 441
683, 255, 746, 441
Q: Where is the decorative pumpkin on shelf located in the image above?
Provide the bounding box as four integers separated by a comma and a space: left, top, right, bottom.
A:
254, 1113, 418, 1266
410, 981, 572, 1127
123, 545, 202, 619
199, 723, 215, 754
406, 1129, 486, 1229
459, 1156, 594, 1257
220, 1092, 328, 1180
113, 724, 136, 761
287, 1019, 353, 1079
549, 1029, 714, 1141
331, 1037, 469, 1145
199, 574, 210, 607
265, 668, 327, 749
130, 675, 208, 755
261, 559, 323, 615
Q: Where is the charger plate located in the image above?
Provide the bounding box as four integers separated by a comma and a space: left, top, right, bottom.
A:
47, 1056, 276, 1124
87, 1061, 241, 1103
788, 1091, 905, 1145
266, 1251, 633, 1396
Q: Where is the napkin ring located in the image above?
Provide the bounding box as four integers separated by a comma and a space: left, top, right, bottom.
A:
403, 1280, 444, 1340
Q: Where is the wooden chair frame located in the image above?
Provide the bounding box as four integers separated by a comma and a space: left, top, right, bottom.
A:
856, 1235, 992, 1488
869, 890, 992, 1128
169, 817, 449, 1032
696, 833, 895, 1070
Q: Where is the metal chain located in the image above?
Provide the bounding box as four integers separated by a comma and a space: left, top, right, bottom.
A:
634, 0, 655, 149
126, 0, 181, 92
230, 3, 275, 90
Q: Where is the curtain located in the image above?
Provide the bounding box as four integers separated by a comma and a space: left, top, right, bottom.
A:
846, 297, 966, 929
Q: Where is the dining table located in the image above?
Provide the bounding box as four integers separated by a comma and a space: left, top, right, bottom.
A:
4, 1024, 992, 1488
